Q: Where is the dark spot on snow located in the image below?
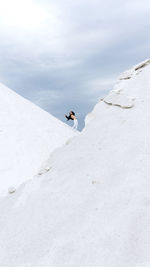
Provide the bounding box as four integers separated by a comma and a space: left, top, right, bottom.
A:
135, 60, 150, 71
120, 77, 131, 80
38, 172, 43, 176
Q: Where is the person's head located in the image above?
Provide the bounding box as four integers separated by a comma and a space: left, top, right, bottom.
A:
69, 111, 75, 115
69, 111, 75, 116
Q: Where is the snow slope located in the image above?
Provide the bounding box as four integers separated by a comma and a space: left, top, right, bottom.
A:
0, 59, 150, 266
0, 83, 76, 194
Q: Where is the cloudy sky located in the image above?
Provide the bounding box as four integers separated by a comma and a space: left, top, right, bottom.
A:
0, 0, 150, 130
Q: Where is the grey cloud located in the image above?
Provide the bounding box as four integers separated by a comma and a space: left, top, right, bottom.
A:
0, 0, 150, 130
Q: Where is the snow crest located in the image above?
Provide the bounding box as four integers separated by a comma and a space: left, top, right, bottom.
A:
0, 83, 77, 195
101, 59, 150, 109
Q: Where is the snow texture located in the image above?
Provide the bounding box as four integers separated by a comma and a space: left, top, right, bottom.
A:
103, 92, 134, 108
8, 186, 16, 194
0, 83, 77, 194
0, 59, 150, 267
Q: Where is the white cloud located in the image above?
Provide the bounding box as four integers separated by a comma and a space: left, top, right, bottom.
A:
0, 0, 149, 69
0, 0, 49, 29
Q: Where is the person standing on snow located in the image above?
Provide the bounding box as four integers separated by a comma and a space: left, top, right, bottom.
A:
65, 111, 78, 130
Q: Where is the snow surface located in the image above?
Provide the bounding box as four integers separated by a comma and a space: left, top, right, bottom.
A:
0, 59, 150, 266
103, 92, 134, 108
0, 83, 76, 194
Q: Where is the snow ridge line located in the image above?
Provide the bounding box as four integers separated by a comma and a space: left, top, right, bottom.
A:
100, 60, 150, 109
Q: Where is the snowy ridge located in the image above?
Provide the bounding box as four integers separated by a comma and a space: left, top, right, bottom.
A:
0, 83, 77, 194
119, 59, 150, 80
101, 59, 150, 109
0, 60, 150, 266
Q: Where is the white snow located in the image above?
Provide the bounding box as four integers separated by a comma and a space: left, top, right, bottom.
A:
0, 83, 76, 194
103, 91, 134, 108
0, 59, 150, 266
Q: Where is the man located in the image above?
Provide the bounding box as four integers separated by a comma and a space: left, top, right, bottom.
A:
65, 111, 78, 130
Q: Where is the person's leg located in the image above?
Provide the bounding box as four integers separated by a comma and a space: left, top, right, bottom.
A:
72, 119, 78, 130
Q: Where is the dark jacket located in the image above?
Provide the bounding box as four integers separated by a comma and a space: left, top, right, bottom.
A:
65, 114, 73, 120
